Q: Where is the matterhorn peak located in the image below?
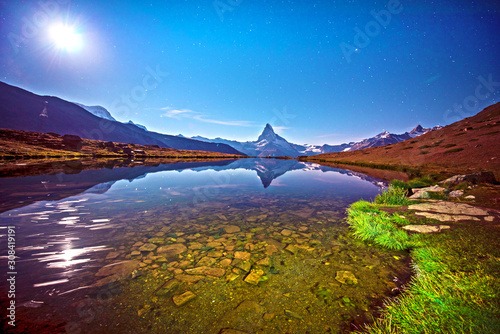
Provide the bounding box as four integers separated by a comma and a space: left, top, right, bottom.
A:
257, 123, 277, 142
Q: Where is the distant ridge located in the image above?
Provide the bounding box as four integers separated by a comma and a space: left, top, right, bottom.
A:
0, 81, 244, 155
190, 124, 442, 157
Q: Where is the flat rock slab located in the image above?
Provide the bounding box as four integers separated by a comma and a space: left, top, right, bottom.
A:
408, 201, 490, 216
244, 269, 264, 285
234, 251, 251, 261
402, 225, 450, 233
95, 260, 140, 277
173, 291, 196, 306
139, 243, 157, 252
157, 243, 187, 256
413, 212, 480, 222
224, 225, 241, 234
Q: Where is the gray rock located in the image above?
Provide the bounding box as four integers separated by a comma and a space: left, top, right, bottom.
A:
449, 190, 464, 197
409, 191, 430, 199
441, 172, 497, 185
402, 225, 450, 233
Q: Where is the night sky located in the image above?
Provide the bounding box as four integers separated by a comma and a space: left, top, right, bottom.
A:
1, 0, 499, 145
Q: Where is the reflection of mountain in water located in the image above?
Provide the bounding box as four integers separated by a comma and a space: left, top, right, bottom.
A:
84, 181, 117, 194
191, 159, 387, 189
0, 158, 386, 213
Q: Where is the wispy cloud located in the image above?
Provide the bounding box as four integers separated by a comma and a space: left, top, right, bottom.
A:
160, 107, 253, 127
273, 126, 290, 133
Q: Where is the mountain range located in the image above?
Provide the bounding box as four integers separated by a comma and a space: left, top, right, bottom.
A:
0, 82, 243, 155
0, 81, 441, 158
191, 123, 441, 157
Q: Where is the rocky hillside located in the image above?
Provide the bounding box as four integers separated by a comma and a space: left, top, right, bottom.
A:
305, 103, 500, 179
0, 129, 245, 160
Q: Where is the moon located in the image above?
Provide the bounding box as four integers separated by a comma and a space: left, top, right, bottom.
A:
49, 23, 83, 52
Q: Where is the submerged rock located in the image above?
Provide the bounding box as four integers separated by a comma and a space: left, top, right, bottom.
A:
139, 243, 157, 252
172, 291, 196, 306
284, 309, 303, 320
335, 271, 358, 285
157, 243, 187, 256
234, 251, 251, 261
224, 225, 241, 234
244, 269, 265, 285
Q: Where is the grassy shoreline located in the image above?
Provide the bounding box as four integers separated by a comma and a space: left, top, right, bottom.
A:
347, 187, 500, 333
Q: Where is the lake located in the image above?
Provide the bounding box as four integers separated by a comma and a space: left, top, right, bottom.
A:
0, 158, 410, 333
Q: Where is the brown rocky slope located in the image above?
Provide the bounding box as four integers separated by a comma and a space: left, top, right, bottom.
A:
304, 103, 500, 180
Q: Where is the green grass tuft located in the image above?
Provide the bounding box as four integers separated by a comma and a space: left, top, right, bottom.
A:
347, 189, 500, 334
375, 186, 411, 206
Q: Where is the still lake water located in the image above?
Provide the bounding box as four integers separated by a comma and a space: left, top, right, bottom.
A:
0, 159, 409, 333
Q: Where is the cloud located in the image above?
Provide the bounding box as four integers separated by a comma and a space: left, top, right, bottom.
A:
160, 107, 253, 127
160, 108, 196, 119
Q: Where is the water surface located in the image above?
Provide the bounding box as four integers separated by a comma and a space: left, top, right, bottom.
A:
0, 158, 409, 333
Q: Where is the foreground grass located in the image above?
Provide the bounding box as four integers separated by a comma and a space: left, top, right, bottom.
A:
347, 189, 500, 333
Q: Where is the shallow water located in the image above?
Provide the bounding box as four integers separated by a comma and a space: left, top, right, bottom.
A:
0, 158, 410, 333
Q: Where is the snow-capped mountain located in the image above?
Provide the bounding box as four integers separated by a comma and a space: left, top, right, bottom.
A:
347, 125, 442, 151
193, 124, 300, 157
190, 124, 441, 157
74, 103, 117, 121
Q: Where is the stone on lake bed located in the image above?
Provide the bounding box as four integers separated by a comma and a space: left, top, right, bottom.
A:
207, 250, 224, 258
281, 229, 293, 236
220, 258, 232, 267
256, 257, 270, 266
335, 271, 358, 285
234, 251, 251, 261
284, 309, 303, 320
197, 256, 216, 267
244, 268, 265, 285
106, 251, 121, 260
175, 274, 205, 283
285, 244, 298, 254
188, 242, 203, 250
233, 260, 252, 273
265, 244, 278, 255
139, 243, 157, 252
185, 266, 225, 277
157, 243, 187, 256
172, 291, 196, 306
95, 260, 140, 278
224, 225, 241, 234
